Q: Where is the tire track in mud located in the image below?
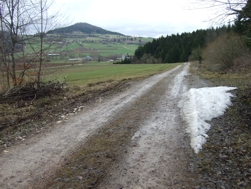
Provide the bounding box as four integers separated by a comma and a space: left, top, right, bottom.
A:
97, 64, 194, 189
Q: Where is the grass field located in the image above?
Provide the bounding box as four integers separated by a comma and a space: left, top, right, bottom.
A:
48, 62, 179, 87
76, 42, 138, 57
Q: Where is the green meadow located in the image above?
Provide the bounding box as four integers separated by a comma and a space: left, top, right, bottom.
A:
48, 62, 178, 86
21, 34, 177, 88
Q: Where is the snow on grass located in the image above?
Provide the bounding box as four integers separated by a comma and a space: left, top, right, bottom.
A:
178, 86, 236, 154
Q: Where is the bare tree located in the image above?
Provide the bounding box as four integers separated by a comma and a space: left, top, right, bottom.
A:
0, 0, 66, 91
191, 0, 247, 24
0, 0, 10, 89
28, 0, 65, 88
0, 0, 35, 87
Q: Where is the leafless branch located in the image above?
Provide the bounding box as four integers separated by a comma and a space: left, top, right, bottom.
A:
189, 0, 247, 25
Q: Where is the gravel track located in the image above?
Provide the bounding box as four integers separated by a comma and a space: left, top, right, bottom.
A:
0, 63, 210, 189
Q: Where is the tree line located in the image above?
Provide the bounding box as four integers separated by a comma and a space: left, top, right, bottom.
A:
133, 26, 232, 64
133, 0, 251, 70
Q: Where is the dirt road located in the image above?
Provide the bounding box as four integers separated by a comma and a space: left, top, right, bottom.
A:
0, 63, 209, 188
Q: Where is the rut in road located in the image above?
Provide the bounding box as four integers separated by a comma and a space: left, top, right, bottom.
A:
97, 64, 194, 189
45, 64, 197, 189
0, 64, 200, 189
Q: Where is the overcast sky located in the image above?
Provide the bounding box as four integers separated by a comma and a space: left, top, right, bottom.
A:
53, 0, 222, 38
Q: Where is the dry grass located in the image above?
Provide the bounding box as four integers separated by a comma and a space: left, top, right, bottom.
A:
190, 61, 251, 89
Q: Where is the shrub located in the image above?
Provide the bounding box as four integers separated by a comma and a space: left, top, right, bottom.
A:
202, 33, 249, 72
233, 54, 251, 72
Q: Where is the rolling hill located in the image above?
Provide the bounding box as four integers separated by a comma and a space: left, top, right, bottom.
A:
47, 22, 124, 36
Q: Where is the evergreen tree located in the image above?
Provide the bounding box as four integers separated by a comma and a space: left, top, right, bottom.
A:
180, 50, 187, 62
235, 0, 251, 46
133, 26, 233, 64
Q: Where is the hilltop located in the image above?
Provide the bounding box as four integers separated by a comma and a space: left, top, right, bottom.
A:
47, 22, 124, 36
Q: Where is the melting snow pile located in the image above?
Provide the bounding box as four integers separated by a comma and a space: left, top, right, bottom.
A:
178, 87, 236, 154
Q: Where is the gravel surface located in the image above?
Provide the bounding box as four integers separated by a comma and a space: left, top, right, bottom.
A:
43, 63, 211, 189
97, 64, 194, 189
1, 63, 245, 189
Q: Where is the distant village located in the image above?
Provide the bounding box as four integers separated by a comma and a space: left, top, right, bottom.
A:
45, 34, 145, 63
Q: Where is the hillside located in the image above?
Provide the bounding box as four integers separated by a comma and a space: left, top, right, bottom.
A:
47, 22, 124, 36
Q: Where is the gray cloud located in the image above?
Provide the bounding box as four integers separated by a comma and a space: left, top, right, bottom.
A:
54, 0, 213, 37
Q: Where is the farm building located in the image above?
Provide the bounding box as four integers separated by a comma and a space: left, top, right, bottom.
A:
69, 58, 82, 61
83, 55, 93, 61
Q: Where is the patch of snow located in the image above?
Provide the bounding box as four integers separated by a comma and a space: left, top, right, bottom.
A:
178, 86, 236, 154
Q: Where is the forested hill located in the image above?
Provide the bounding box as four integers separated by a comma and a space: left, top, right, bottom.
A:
47, 22, 124, 35
134, 26, 232, 63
